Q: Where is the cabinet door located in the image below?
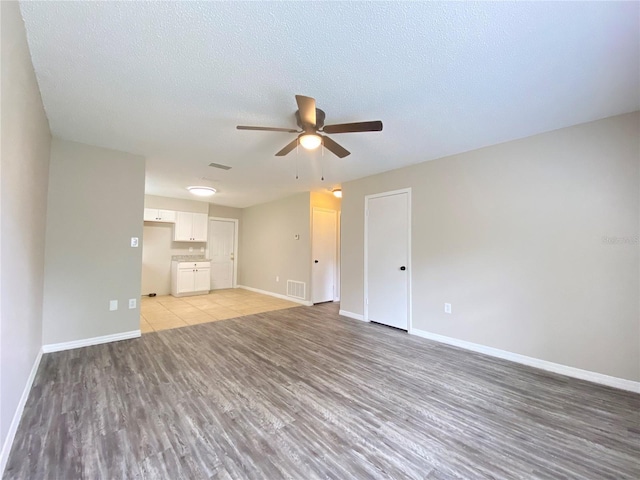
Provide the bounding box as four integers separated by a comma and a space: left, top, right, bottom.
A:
176, 268, 195, 294
174, 212, 194, 241
143, 208, 158, 221
158, 210, 176, 223
192, 213, 208, 241
194, 268, 211, 292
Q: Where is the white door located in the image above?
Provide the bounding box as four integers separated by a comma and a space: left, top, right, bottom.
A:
365, 189, 410, 330
208, 219, 236, 290
312, 208, 337, 304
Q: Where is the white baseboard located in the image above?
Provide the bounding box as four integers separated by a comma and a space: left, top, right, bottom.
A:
1, 348, 43, 476
339, 309, 366, 322
237, 285, 313, 306
42, 330, 141, 354
410, 328, 640, 394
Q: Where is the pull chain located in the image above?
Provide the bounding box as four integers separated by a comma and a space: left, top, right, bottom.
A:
321, 141, 325, 181
295, 140, 299, 180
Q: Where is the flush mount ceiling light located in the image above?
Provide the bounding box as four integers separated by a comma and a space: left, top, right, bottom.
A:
299, 133, 322, 150
332, 187, 342, 198
187, 186, 216, 197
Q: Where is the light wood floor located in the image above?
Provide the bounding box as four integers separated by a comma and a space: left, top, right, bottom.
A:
4, 303, 639, 479
140, 289, 300, 333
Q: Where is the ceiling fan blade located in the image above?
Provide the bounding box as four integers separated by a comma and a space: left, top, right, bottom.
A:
295, 95, 316, 127
323, 120, 383, 134
237, 125, 299, 133
322, 136, 350, 158
275, 138, 299, 156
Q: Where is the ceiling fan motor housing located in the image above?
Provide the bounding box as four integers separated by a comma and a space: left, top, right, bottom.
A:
296, 108, 326, 130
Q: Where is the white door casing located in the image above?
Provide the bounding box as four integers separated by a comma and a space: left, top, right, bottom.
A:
364, 189, 411, 330
312, 208, 337, 304
207, 218, 238, 290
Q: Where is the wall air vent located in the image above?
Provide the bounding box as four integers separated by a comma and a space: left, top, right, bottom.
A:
208, 162, 232, 170
286, 280, 306, 300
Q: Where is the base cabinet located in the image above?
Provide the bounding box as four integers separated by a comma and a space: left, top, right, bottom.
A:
171, 261, 211, 297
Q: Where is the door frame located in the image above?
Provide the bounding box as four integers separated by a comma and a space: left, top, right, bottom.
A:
363, 188, 412, 331
207, 217, 239, 289
311, 207, 338, 303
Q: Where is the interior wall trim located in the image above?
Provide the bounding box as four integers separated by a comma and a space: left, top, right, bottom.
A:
0, 348, 43, 476
237, 285, 313, 306
338, 310, 366, 322
42, 330, 141, 354
410, 328, 640, 394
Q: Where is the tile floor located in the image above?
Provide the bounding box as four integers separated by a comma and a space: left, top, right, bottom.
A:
140, 288, 300, 333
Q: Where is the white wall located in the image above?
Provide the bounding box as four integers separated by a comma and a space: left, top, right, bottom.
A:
42, 139, 145, 345
239, 193, 311, 299
341, 112, 640, 382
0, 0, 51, 462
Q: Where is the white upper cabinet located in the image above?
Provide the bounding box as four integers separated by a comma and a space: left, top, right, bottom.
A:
174, 212, 208, 242
143, 208, 176, 223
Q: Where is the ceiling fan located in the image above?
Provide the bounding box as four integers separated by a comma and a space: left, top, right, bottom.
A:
236, 95, 383, 158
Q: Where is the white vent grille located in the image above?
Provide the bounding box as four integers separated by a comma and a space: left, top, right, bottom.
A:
286, 280, 306, 300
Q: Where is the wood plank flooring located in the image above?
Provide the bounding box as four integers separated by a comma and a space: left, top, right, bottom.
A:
4, 303, 639, 479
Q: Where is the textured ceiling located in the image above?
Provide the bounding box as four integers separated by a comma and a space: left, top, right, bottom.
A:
20, 1, 640, 207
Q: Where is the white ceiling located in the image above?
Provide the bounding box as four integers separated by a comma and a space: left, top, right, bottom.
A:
20, 1, 639, 208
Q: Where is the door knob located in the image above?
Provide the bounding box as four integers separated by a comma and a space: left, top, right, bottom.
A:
314, 260, 319, 263
400, 266, 406, 271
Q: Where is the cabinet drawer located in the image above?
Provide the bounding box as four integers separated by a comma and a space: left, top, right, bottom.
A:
177, 261, 210, 269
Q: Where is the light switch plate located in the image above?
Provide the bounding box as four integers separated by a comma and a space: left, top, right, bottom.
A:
109, 300, 118, 311
444, 303, 452, 314
129, 298, 136, 309
131, 237, 139, 247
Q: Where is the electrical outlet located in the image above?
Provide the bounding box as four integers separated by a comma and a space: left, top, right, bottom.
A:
109, 300, 118, 311
129, 298, 137, 309
444, 303, 452, 314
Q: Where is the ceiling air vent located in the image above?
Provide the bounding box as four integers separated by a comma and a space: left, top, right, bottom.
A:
209, 162, 232, 170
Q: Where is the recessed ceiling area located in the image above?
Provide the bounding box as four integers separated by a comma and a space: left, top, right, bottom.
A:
19, 1, 639, 207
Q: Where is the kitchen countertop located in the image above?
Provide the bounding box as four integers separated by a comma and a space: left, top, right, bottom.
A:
171, 255, 211, 262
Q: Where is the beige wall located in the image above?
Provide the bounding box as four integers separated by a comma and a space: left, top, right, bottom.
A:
42, 140, 145, 344
310, 191, 342, 211
0, 0, 52, 452
239, 193, 311, 299
145, 194, 208, 214
209, 203, 243, 221
342, 112, 640, 381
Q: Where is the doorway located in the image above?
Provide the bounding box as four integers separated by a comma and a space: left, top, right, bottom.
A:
364, 189, 411, 330
311, 208, 338, 304
207, 217, 238, 290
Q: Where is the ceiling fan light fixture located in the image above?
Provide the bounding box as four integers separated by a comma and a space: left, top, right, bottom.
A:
299, 133, 322, 150
332, 188, 342, 198
187, 186, 216, 197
